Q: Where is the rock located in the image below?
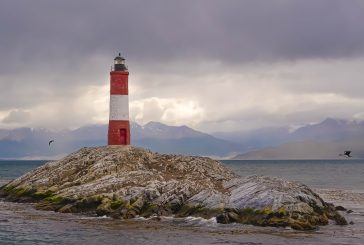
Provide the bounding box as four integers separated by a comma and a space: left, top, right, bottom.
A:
347, 210, 353, 214
349, 221, 355, 225
290, 221, 316, 231
333, 213, 348, 225
123, 209, 137, 219
96, 199, 112, 216
130, 197, 144, 213
227, 211, 240, 222
216, 213, 230, 224
335, 205, 346, 211
0, 146, 347, 230
290, 223, 304, 230
58, 204, 77, 213
149, 216, 161, 221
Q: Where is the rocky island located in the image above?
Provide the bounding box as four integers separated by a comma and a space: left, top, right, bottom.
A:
0, 146, 347, 230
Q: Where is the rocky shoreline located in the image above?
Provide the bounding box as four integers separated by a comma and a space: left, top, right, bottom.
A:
0, 146, 347, 230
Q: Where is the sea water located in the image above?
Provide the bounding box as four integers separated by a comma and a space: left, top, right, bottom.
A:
0, 160, 363, 244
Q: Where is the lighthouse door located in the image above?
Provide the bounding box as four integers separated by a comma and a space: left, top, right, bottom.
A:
119, 129, 127, 145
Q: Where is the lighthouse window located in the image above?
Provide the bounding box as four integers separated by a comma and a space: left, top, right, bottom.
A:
115, 59, 125, 65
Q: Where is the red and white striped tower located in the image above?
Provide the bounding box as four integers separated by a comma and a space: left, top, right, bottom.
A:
108, 53, 130, 145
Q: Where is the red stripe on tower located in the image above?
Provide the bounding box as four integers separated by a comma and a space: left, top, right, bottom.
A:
108, 53, 130, 145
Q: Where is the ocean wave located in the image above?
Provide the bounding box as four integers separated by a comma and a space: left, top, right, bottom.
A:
133, 215, 218, 227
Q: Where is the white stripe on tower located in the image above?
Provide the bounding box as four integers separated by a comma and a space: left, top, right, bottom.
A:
109, 95, 129, 120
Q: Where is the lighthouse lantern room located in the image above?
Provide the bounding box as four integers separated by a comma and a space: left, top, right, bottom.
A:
108, 53, 130, 145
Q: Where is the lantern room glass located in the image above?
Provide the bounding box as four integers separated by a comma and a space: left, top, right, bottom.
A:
115, 59, 125, 65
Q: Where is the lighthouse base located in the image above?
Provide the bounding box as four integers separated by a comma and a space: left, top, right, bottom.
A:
108, 120, 130, 145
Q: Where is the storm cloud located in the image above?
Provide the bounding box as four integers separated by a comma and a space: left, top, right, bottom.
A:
1, 0, 364, 131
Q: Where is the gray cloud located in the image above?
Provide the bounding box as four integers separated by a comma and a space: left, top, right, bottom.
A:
2, 109, 30, 124
1, 1, 364, 131
1, 0, 364, 70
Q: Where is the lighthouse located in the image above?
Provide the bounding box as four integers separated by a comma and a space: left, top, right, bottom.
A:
108, 53, 130, 145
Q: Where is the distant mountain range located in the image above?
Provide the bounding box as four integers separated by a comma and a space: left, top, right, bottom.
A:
230, 118, 364, 159
0, 122, 241, 159
132, 122, 241, 157
1, 118, 364, 159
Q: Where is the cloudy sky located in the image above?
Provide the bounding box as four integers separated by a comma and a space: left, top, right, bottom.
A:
1, 0, 364, 132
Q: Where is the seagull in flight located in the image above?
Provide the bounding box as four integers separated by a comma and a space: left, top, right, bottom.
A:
339, 151, 352, 157
344, 151, 352, 157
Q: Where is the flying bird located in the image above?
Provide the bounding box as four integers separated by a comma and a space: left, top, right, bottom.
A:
344, 151, 352, 157
339, 151, 352, 157
48, 140, 54, 146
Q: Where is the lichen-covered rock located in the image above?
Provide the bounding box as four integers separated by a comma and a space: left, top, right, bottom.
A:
0, 146, 346, 230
